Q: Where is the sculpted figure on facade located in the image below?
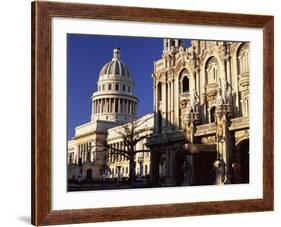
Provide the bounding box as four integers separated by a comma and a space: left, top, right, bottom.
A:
217, 78, 232, 105
215, 113, 225, 142
216, 88, 224, 106
190, 89, 200, 113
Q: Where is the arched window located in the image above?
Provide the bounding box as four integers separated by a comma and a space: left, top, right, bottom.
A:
179, 69, 190, 93
182, 76, 189, 92
206, 57, 219, 84
115, 83, 119, 91
108, 84, 112, 90
237, 43, 250, 75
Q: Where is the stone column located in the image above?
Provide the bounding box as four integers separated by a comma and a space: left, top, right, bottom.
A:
171, 80, 174, 126
132, 102, 135, 115
84, 144, 86, 162
105, 99, 107, 113
124, 100, 127, 114
95, 100, 98, 114
82, 145, 85, 162
154, 83, 159, 134
107, 99, 109, 113
118, 98, 121, 113
112, 98, 115, 113
100, 99, 103, 113
162, 82, 167, 131
167, 81, 171, 128
92, 101, 95, 115
226, 51, 232, 87
196, 68, 200, 96
174, 79, 179, 128
214, 105, 233, 184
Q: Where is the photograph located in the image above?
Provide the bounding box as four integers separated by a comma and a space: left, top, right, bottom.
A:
67, 34, 250, 191
31, 2, 274, 225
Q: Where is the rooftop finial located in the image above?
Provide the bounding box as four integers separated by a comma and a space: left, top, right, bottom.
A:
113, 48, 121, 60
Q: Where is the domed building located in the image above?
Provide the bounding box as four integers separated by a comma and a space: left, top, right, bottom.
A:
67, 48, 153, 185
91, 48, 138, 123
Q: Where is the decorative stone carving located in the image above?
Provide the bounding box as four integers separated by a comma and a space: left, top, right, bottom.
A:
190, 89, 200, 113
217, 78, 232, 105
216, 88, 224, 106
201, 136, 216, 145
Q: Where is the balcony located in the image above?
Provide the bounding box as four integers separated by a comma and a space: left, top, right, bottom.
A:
206, 83, 219, 99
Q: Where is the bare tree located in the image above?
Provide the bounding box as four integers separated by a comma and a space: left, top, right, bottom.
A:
98, 115, 153, 184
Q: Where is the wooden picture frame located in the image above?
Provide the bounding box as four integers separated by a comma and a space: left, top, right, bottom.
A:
31, 1, 274, 226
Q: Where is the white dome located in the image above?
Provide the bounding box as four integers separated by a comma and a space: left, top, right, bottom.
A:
91, 48, 138, 124
99, 49, 131, 78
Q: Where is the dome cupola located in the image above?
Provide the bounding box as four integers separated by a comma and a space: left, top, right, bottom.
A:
91, 48, 138, 124
99, 48, 131, 79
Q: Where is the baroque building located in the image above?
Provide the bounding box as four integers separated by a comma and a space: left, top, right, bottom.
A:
147, 39, 250, 186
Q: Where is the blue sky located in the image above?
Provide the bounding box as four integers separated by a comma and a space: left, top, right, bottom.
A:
67, 34, 191, 139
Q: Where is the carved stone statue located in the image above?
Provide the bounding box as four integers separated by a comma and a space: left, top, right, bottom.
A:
218, 78, 232, 105
226, 85, 232, 104
190, 89, 200, 113
216, 88, 224, 106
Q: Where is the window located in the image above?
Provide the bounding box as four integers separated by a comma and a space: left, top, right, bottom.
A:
115, 84, 119, 91
206, 57, 218, 84
108, 84, 112, 90
210, 106, 216, 123
102, 84, 105, 90
179, 69, 190, 93
128, 86, 131, 93
122, 84, 126, 91
182, 76, 189, 92
237, 43, 249, 75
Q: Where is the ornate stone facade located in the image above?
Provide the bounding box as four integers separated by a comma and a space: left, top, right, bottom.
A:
147, 39, 250, 186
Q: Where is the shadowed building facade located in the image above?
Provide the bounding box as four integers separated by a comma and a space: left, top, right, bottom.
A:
147, 39, 250, 186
